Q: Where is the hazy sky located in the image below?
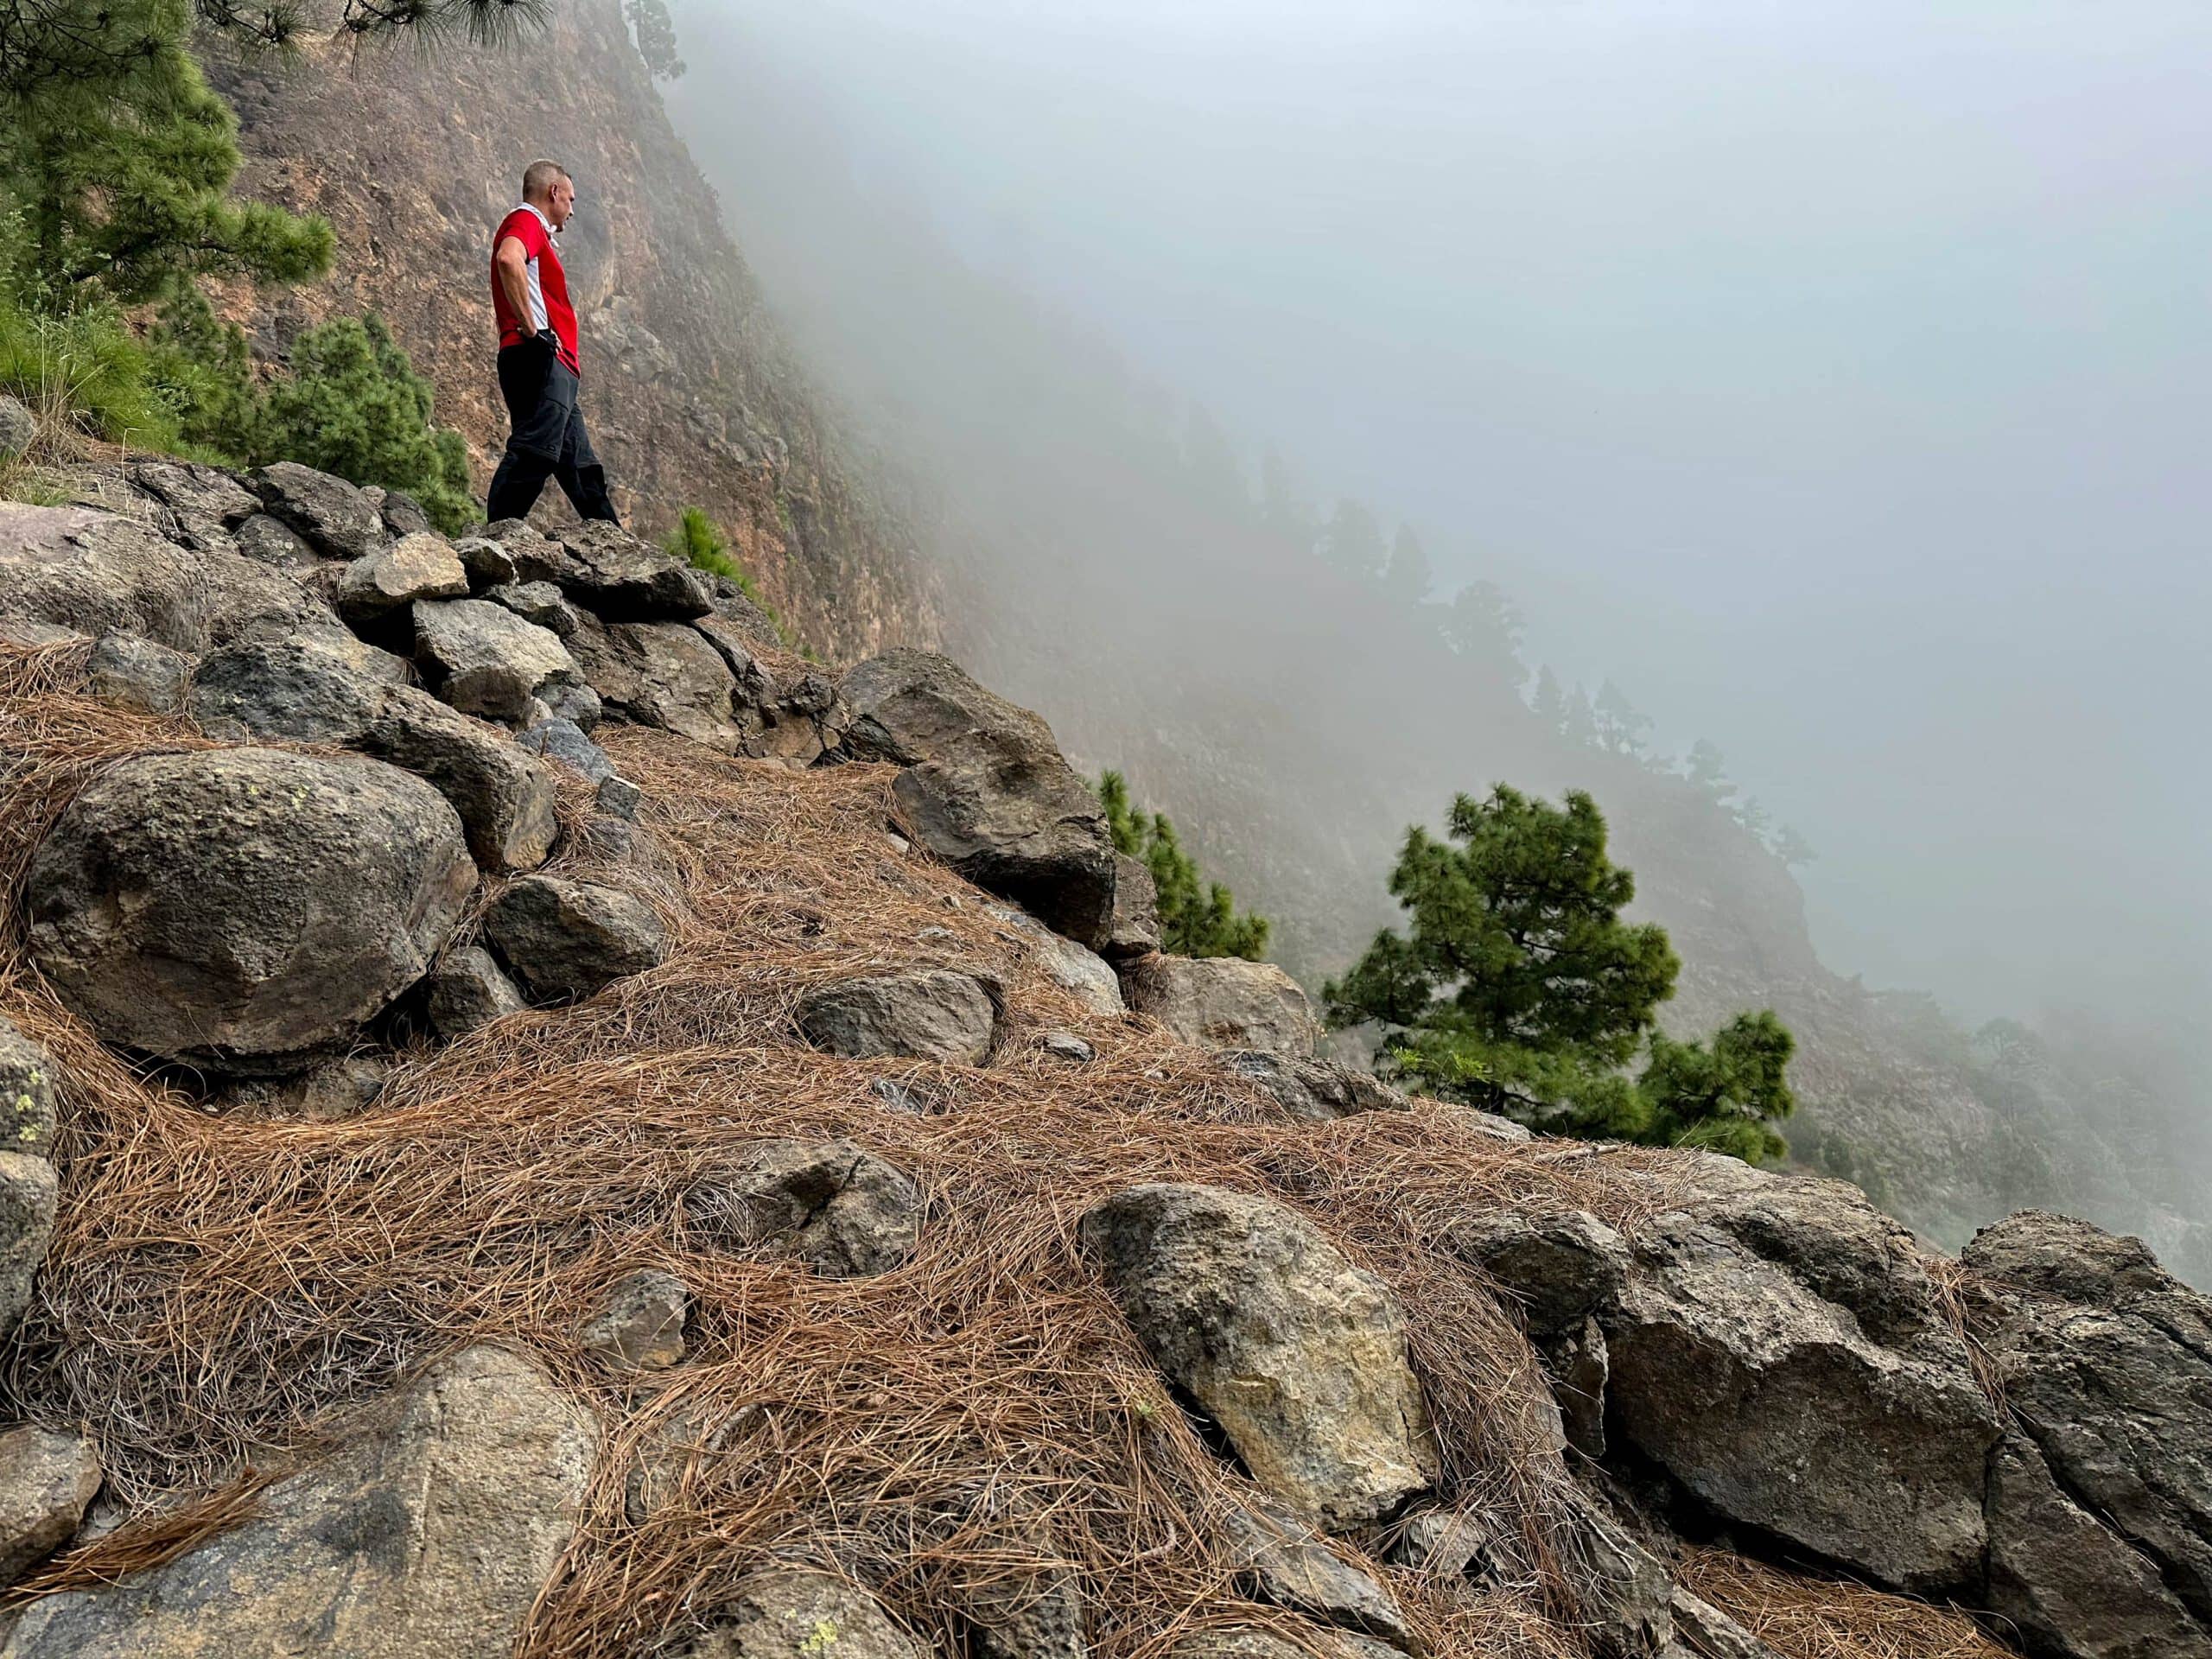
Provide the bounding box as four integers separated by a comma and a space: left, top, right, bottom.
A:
673, 0, 2212, 1035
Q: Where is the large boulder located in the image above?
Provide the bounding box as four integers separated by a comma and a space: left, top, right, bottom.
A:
0, 1426, 101, 1588
689, 1139, 923, 1279
1081, 1184, 1436, 1529
839, 651, 1120, 949
411, 598, 576, 722
483, 875, 668, 1002
797, 970, 1001, 1065
1, 1345, 596, 1658
509, 521, 714, 621
190, 638, 560, 873
1964, 1211, 2212, 1656
1601, 1158, 1999, 1592
1119, 956, 1320, 1057
26, 748, 475, 1076
566, 613, 744, 752
674, 1568, 925, 1659
251, 461, 386, 560
0, 503, 337, 655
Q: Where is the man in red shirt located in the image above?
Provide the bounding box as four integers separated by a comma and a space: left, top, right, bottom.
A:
486, 159, 620, 525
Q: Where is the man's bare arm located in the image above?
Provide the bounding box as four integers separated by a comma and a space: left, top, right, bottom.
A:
494, 237, 535, 332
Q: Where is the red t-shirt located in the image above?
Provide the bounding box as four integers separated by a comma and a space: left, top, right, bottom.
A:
491, 206, 580, 374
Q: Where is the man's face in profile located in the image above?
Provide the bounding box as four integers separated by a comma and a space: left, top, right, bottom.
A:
547, 175, 576, 231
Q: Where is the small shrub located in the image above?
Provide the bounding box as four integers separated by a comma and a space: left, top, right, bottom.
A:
665, 505, 805, 650
1099, 771, 1270, 960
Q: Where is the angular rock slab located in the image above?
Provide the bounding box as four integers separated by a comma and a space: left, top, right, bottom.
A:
1225, 1497, 1420, 1651
27, 748, 475, 1077
690, 1138, 923, 1279
567, 613, 744, 752
251, 461, 385, 560
412, 597, 576, 722
840, 651, 1120, 950
1082, 1183, 1436, 1529
511, 521, 714, 622
1, 1345, 596, 1658
1120, 956, 1321, 1058
336, 532, 470, 624
485, 875, 668, 1002
423, 945, 527, 1039
1965, 1211, 2212, 1652
675, 1568, 925, 1659
1603, 1159, 1999, 1592
0, 1425, 101, 1588
797, 969, 1000, 1065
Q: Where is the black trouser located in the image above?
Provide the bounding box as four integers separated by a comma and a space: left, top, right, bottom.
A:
485, 342, 620, 525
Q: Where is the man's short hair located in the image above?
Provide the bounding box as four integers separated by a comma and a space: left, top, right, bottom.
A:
521, 159, 570, 200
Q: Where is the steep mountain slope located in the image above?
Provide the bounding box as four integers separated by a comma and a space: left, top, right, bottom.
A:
203, 0, 938, 662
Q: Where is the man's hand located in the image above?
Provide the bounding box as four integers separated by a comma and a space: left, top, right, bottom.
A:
535, 327, 561, 353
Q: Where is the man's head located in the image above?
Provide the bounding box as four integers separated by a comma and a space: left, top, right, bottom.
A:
521, 159, 576, 231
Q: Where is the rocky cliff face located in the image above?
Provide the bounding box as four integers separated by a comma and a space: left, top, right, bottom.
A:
204, 0, 939, 663
0, 461, 2204, 1659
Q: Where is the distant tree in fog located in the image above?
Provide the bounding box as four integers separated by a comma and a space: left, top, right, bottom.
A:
1382, 524, 1433, 605
1593, 679, 1652, 757
1319, 497, 1387, 580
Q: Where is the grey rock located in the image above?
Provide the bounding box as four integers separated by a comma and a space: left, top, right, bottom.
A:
1170, 1630, 1400, 1659
988, 904, 1124, 1015
1224, 1498, 1419, 1652
0, 395, 34, 463
378, 489, 433, 538
597, 775, 643, 820
335, 532, 469, 624
1120, 955, 1321, 1058
1103, 855, 1161, 960
1221, 1050, 1409, 1123
518, 715, 615, 785
86, 631, 192, 715
412, 597, 576, 721
797, 970, 1001, 1065
567, 613, 743, 751
1038, 1031, 1096, 1065
484, 875, 668, 1001
251, 461, 385, 559
0, 1155, 56, 1341
1081, 1183, 1436, 1529
1440, 1208, 1630, 1340
0, 1425, 101, 1588
1966, 1211, 2212, 1640
453, 535, 518, 590
690, 1138, 922, 1279
424, 946, 526, 1039
190, 637, 560, 874
1603, 1159, 1999, 1592
1543, 1316, 1610, 1460
26, 748, 475, 1076
232, 1052, 391, 1121
576, 1268, 688, 1370
486, 579, 580, 636
127, 461, 260, 546
841, 651, 1121, 948
512, 521, 713, 621
0, 502, 340, 655
542, 678, 603, 731
232, 512, 321, 569
0, 1015, 59, 1160
1986, 1433, 2203, 1659
869, 1077, 927, 1115
675, 1568, 925, 1659
1, 1345, 595, 1659
1386, 1506, 1499, 1580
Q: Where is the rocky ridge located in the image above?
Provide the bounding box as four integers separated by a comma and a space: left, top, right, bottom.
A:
0, 463, 2202, 1659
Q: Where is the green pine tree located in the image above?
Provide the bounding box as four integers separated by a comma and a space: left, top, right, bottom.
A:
1099, 771, 1269, 960
1325, 784, 1795, 1161
252, 315, 474, 534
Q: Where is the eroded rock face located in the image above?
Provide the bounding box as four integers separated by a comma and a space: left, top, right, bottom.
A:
1602, 1159, 1999, 1592
797, 970, 1001, 1065
1119, 957, 1320, 1058
1, 1345, 596, 1658
1081, 1184, 1435, 1529
484, 875, 668, 1002
1966, 1211, 2212, 1656
840, 651, 1120, 950
689, 1139, 922, 1279
27, 748, 476, 1076
0, 1426, 101, 1588
675, 1568, 925, 1659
